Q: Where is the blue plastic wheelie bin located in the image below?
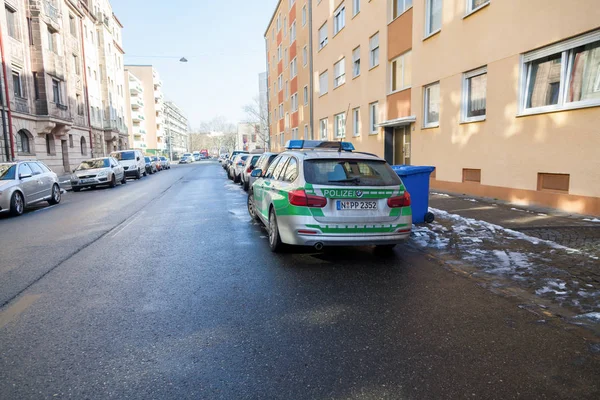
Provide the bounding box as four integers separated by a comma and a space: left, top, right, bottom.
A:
392, 165, 436, 224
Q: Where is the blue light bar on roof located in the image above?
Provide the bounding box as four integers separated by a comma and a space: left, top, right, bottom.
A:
284, 140, 355, 151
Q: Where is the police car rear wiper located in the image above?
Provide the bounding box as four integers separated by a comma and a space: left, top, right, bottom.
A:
328, 177, 361, 185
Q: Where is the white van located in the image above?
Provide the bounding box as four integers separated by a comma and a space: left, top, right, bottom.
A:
110, 150, 146, 179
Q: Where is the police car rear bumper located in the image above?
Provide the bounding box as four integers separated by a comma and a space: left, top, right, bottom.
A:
291, 232, 411, 247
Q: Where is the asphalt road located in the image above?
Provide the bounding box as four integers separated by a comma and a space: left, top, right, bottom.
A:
0, 162, 598, 399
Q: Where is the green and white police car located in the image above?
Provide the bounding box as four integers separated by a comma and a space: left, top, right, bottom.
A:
247, 140, 412, 252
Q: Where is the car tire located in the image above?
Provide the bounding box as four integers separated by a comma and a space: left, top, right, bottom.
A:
9, 191, 25, 216
243, 180, 249, 192
136, 169, 141, 180
48, 184, 61, 205
234, 174, 240, 183
121, 174, 127, 185
268, 208, 283, 253
143, 170, 148, 177
109, 175, 117, 188
72, 186, 81, 192
247, 192, 259, 221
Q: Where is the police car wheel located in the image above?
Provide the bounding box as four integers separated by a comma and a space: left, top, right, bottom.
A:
247, 193, 258, 221
268, 208, 283, 252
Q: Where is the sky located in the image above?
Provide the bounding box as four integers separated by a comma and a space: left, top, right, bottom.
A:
111, 0, 279, 130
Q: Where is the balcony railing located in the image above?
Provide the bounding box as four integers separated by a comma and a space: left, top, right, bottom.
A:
44, 1, 61, 24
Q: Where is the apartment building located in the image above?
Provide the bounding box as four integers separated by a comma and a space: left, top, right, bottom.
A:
164, 100, 189, 159
265, 0, 313, 151
1, 0, 90, 173
411, 0, 600, 215
237, 122, 261, 152
124, 70, 148, 151
312, 0, 390, 156
124, 65, 166, 155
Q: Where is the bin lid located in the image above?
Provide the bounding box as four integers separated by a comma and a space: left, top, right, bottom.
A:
391, 165, 436, 176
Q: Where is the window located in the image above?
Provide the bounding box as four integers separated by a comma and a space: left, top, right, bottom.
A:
319, 23, 328, 50
390, 51, 412, 92
12, 72, 22, 97
69, 14, 77, 36
291, 128, 299, 140
304, 160, 401, 187
28, 162, 43, 176
334, 58, 346, 87
303, 46, 308, 67
303, 85, 308, 105
290, 58, 297, 78
283, 157, 298, 182
537, 173, 570, 193
52, 79, 61, 104
302, 5, 307, 26
462, 67, 487, 122
277, 14, 281, 31
352, 108, 360, 136
467, 0, 489, 14
45, 134, 55, 155
47, 28, 55, 52
521, 31, 600, 114
69, 134, 74, 148
284, 48, 288, 64
290, 21, 296, 41
80, 136, 87, 155
333, 5, 345, 35
280, 133, 285, 147
76, 94, 84, 115
392, 0, 412, 20
369, 33, 379, 68
334, 113, 346, 138
353, 47, 361, 77
289, 0, 296, 6
277, 45, 282, 61
319, 118, 328, 139
319, 71, 329, 96
424, 82, 440, 127
19, 163, 33, 177
278, 74, 283, 91
283, 17, 287, 37
353, 0, 360, 16
6, 6, 18, 39
73, 55, 81, 75
16, 130, 31, 154
426, 0, 442, 36
291, 93, 298, 112
279, 104, 284, 118
369, 102, 378, 134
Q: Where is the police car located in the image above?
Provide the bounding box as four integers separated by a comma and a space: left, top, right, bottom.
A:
247, 140, 412, 252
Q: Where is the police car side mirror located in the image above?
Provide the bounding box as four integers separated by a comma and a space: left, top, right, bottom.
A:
251, 169, 262, 178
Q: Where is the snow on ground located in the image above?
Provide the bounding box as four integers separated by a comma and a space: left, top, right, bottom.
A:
583, 218, 600, 223
410, 208, 599, 321
431, 192, 451, 197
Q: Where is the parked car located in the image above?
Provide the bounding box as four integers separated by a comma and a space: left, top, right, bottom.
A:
247, 140, 412, 252
240, 154, 262, 191
0, 161, 61, 216
71, 157, 126, 192
151, 156, 162, 171
159, 157, 171, 170
110, 149, 145, 179
228, 154, 247, 181
245, 152, 278, 192
225, 151, 248, 172
144, 156, 157, 174
183, 153, 194, 162
179, 156, 192, 164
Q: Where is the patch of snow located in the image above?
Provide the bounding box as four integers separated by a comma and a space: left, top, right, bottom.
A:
536, 286, 567, 296
583, 218, 600, 222
465, 198, 479, 202
510, 208, 525, 212
537, 213, 547, 216
431, 192, 451, 197
574, 312, 600, 322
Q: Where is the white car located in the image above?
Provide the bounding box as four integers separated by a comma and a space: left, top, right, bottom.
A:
232, 154, 249, 183
248, 140, 412, 252
71, 157, 126, 192
110, 150, 146, 179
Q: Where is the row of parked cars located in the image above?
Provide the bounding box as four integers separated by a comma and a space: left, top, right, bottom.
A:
221, 140, 413, 253
0, 150, 171, 217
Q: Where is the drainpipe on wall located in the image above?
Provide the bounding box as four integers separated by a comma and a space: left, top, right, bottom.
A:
79, 18, 94, 157
307, 0, 314, 139
0, 26, 15, 160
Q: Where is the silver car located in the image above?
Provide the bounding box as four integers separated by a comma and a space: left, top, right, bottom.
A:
0, 161, 61, 216
71, 157, 126, 192
245, 152, 278, 192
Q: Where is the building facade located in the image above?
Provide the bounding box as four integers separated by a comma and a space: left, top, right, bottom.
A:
164, 100, 188, 159
237, 122, 261, 152
124, 65, 165, 155
258, 71, 269, 149
265, 0, 313, 151
411, 0, 600, 215
124, 70, 147, 151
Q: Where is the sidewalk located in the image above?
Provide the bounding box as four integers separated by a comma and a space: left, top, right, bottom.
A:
428, 191, 600, 254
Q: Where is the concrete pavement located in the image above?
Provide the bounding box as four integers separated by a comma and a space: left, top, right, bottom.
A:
0, 162, 598, 399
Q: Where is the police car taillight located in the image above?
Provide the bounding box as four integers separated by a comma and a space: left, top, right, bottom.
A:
289, 190, 327, 208
387, 191, 411, 208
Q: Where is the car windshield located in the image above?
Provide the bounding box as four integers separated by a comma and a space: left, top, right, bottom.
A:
145, 157, 151, 162
0, 164, 16, 180
111, 151, 135, 161
160, 157, 166, 161
77, 159, 109, 170
303, 159, 401, 187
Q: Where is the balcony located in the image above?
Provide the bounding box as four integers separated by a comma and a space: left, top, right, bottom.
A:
131, 97, 144, 109
133, 141, 147, 149
132, 125, 146, 135
129, 82, 142, 94
44, 1, 62, 31
132, 113, 145, 122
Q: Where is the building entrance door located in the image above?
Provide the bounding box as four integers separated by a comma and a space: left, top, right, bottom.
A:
393, 126, 411, 165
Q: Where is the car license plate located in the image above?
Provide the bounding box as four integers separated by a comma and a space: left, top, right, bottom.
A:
336, 200, 377, 210
82, 179, 94, 184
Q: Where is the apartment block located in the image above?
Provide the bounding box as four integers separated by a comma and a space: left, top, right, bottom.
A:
411, 0, 600, 215
124, 71, 148, 151
237, 122, 261, 152
124, 65, 166, 155
164, 100, 189, 159
265, 0, 313, 151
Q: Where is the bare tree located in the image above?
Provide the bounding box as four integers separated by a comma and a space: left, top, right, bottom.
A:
243, 96, 270, 150
190, 116, 238, 155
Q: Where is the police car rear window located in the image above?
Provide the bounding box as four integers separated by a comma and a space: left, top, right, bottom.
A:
304, 159, 401, 187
